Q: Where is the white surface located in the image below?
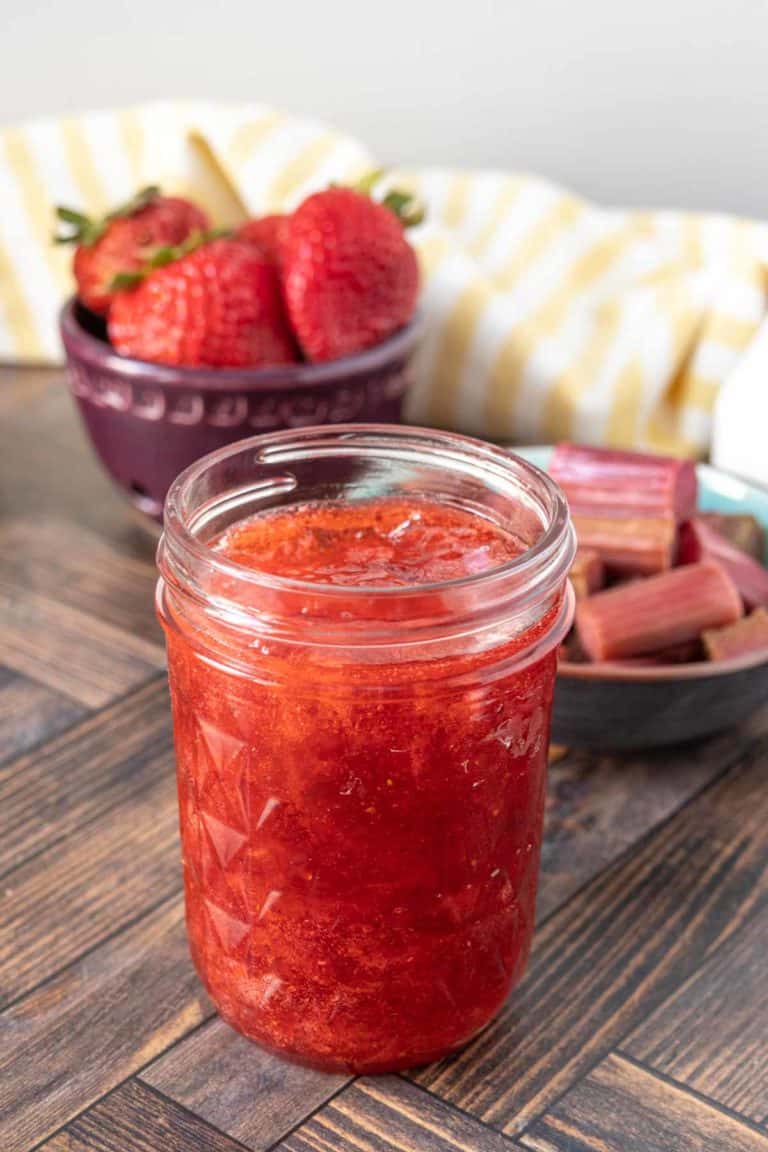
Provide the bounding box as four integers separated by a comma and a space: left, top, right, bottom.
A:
3, 0, 768, 216
713, 319, 768, 487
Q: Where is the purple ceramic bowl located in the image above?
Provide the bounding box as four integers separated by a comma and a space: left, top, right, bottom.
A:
60, 298, 423, 521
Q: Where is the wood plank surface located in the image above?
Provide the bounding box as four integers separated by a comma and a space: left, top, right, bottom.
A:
0, 899, 212, 1152
0, 668, 83, 766
414, 727, 768, 1136
537, 734, 735, 918
0, 369, 150, 551
625, 899, 768, 1126
143, 1018, 349, 1151
40, 1080, 247, 1152
0, 747, 179, 1005
521, 1053, 768, 1152
0, 518, 161, 644
1, 366, 767, 1152
0, 676, 171, 876
130, 735, 745, 1152
279, 1077, 516, 1152
0, 581, 163, 707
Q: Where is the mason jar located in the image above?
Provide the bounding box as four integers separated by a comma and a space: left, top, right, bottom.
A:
156, 425, 574, 1073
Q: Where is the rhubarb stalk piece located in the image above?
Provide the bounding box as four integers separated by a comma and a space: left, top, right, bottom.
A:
569, 515, 676, 576
575, 561, 742, 661
610, 640, 703, 666
679, 519, 768, 610
569, 548, 605, 600
703, 609, 768, 661
699, 512, 765, 561
550, 443, 697, 575
549, 443, 698, 521
558, 633, 587, 663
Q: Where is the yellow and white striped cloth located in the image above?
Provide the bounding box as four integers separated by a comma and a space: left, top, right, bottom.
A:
2, 100, 768, 456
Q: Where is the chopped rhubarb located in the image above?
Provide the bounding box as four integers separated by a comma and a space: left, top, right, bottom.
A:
559, 632, 587, 663
699, 512, 765, 562
569, 548, 605, 600
575, 561, 742, 661
703, 609, 768, 661
571, 514, 677, 575
679, 519, 768, 610
608, 640, 703, 666
550, 443, 698, 523
549, 443, 697, 576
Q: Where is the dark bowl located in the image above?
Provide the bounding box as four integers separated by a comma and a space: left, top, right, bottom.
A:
60, 298, 423, 521
515, 446, 768, 749
551, 652, 768, 749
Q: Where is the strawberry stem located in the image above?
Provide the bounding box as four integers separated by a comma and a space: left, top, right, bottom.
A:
105, 185, 160, 223
107, 228, 231, 292
354, 168, 387, 195
53, 207, 103, 247
352, 169, 425, 228
382, 189, 425, 227
53, 185, 161, 247
109, 271, 145, 291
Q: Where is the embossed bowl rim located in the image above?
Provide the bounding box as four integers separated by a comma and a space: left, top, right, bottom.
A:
60, 298, 425, 392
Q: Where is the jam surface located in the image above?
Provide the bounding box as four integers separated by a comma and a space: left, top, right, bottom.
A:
163, 496, 558, 1072
215, 497, 524, 587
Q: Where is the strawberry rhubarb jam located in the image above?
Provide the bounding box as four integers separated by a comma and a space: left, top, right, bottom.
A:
157, 427, 574, 1072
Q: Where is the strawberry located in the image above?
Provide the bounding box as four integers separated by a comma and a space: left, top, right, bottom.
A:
55, 186, 209, 315
108, 238, 298, 368
281, 186, 421, 361
236, 214, 288, 265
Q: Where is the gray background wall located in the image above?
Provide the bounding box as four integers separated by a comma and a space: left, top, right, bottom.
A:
3, 0, 766, 215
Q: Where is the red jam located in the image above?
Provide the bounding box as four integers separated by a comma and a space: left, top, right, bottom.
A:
162, 496, 560, 1072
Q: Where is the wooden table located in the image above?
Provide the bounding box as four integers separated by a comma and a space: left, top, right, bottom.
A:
1, 366, 767, 1152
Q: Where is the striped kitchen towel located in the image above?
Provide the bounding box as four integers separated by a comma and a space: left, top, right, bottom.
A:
2, 100, 768, 456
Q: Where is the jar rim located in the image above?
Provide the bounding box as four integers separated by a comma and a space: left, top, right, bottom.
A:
161, 424, 572, 594
158, 425, 575, 649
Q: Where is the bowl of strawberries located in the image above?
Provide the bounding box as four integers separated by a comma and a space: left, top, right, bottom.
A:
58, 182, 423, 521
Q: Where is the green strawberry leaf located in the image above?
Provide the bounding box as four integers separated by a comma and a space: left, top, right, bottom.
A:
109, 271, 146, 291
53, 185, 161, 249
382, 190, 425, 227
104, 185, 161, 224
107, 228, 232, 292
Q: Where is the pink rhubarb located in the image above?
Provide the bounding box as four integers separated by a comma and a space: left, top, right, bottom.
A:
702, 609, 768, 661
550, 443, 697, 575
549, 443, 698, 522
569, 514, 676, 576
699, 512, 765, 561
569, 548, 605, 600
575, 561, 742, 661
609, 640, 703, 666
679, 518, 768, 610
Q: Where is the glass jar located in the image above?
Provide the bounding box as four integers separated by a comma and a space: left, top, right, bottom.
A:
156, 425, 575, 1073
